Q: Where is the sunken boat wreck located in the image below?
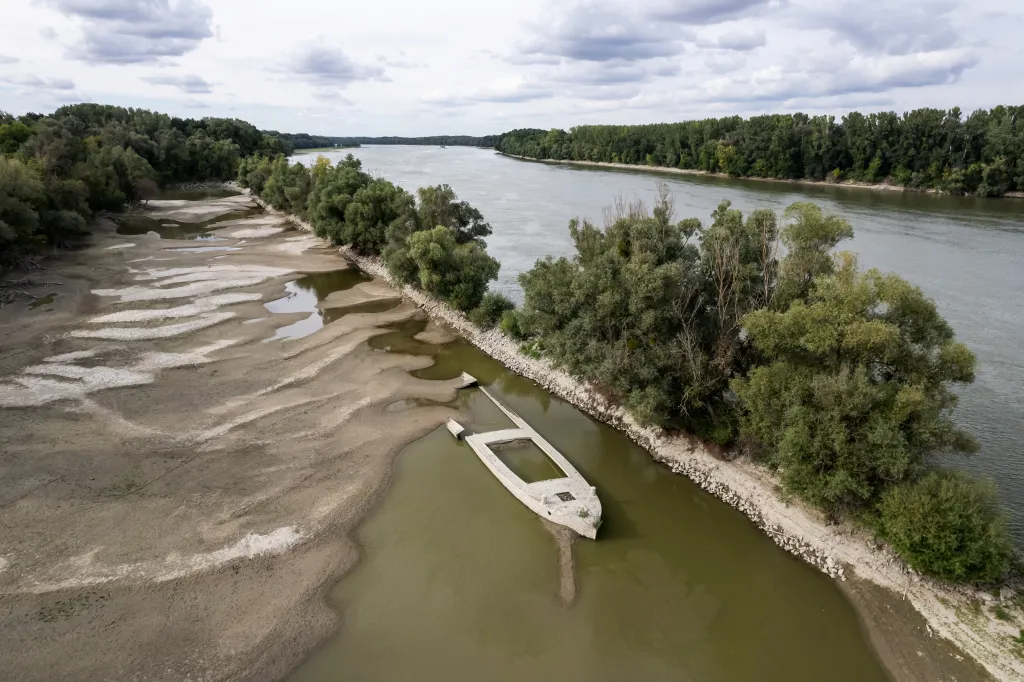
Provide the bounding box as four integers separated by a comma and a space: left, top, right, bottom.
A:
447, 378, 602, 539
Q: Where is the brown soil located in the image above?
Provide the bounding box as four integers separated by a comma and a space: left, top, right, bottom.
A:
0, 201, 465, 681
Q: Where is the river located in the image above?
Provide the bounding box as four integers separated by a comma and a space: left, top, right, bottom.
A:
287, 321, 894, 682
297, 145, 1024, 542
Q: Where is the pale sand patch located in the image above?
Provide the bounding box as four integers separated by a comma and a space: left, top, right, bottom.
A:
228, 227, 285, 238
27, 527, 303, 592
94, 278, 271, 302
106, 243, 136, 250
321, 280, 399, 309
0, 340, 236, 407
43, 349, 102, 363
70, 312, 235, 340
414, 319, 458, 344
166, 245, 242, 253
132, 264, 294, 283
87, 294, 262, 324
275, 236, 319, 254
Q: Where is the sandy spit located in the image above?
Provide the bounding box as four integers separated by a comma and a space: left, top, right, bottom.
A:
255, 193, 1023, 681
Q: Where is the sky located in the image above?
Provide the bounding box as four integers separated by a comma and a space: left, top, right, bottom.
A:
1, 0, 1022, 136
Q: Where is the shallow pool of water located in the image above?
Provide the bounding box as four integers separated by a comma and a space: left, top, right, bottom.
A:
288, 321, 891, 682
115, 206, 264, 240
263, 269, 378, 340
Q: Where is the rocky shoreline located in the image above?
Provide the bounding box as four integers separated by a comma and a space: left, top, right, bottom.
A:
253, 193, 1024, 682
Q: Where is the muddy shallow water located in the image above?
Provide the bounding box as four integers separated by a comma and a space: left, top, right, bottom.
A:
287, 325, 894, 682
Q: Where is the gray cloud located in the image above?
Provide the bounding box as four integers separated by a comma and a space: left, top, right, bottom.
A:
0, 55, 19, 64
46, 0, 213, 64
704, 52, 746, 74
714, 28, 766, 51
144, 73, 213, 94
39, 27, 58, 40
287, 45, 387, 88
0, 74, 76, 90
516, 4, 685, 63
808, 0, 960, 55
704, 50, 977, 104
650, 0, 780, 24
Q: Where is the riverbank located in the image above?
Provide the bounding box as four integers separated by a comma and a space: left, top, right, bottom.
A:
497, 153, 1024, 199
0, 195, 467, 681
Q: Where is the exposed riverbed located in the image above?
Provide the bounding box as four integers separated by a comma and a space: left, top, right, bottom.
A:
0, 191, 1007, 682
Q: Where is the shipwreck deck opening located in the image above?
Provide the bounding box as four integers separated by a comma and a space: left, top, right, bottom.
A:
491, 439, 569, 484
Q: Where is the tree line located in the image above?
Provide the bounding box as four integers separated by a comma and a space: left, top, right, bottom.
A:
495, 106, 1024, 197
497, 188, 1014, 583
264, 131, 360, 151
236, 153, 501, 314
0, 103, 290, 266
329, 135, 498, 147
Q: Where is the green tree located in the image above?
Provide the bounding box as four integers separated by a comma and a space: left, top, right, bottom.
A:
416, 184, 492, 244
878, 471, 1013, 583
406, 226, 500, 311
732, 254, 977, 517
342, 179, 416, 254
470, 291, 516, 328
306, 155, 370, 243
774, 202, 854, 308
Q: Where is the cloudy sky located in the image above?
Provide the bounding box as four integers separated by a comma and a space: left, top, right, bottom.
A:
2, 0, 1021, 136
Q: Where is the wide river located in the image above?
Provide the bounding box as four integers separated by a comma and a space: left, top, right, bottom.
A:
299, 145, 1024, 542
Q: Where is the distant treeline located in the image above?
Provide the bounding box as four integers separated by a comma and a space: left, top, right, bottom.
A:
1, 103, 289, 265
330, 135, 498, 148
264, 131, 360, 151
495, 106, 1024, 197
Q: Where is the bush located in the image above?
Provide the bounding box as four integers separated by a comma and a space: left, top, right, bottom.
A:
500, 309, 529, 340
469, 291, 515, 328
406, 226, 499, 311
878, 471, 1013, 583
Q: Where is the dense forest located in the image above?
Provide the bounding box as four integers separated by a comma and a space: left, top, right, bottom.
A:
495, 106, 1024, 196
502, 189, 1014, 583
0, 103, 289, 265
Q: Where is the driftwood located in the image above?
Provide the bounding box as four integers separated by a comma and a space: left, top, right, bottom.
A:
0, 277, 63, 309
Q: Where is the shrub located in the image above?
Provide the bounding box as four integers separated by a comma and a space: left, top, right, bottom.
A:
500, 309, 529, 340
469, 292, 515, 328
878, 471, 1013, 583
406, 226, 499, 311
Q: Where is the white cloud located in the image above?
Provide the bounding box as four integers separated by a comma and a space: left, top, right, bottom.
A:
0, 0, 1020, 135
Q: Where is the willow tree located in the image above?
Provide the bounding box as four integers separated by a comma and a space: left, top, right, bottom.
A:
732, 253, 978, 517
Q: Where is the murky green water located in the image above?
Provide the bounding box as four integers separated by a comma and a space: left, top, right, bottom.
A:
29, 293, 57, 309
288, 321, 891, 682
264, 269, 401, 340
114, 206, 263, 240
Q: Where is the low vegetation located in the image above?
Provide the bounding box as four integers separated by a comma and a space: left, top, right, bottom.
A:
496, 105, 1024, 196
